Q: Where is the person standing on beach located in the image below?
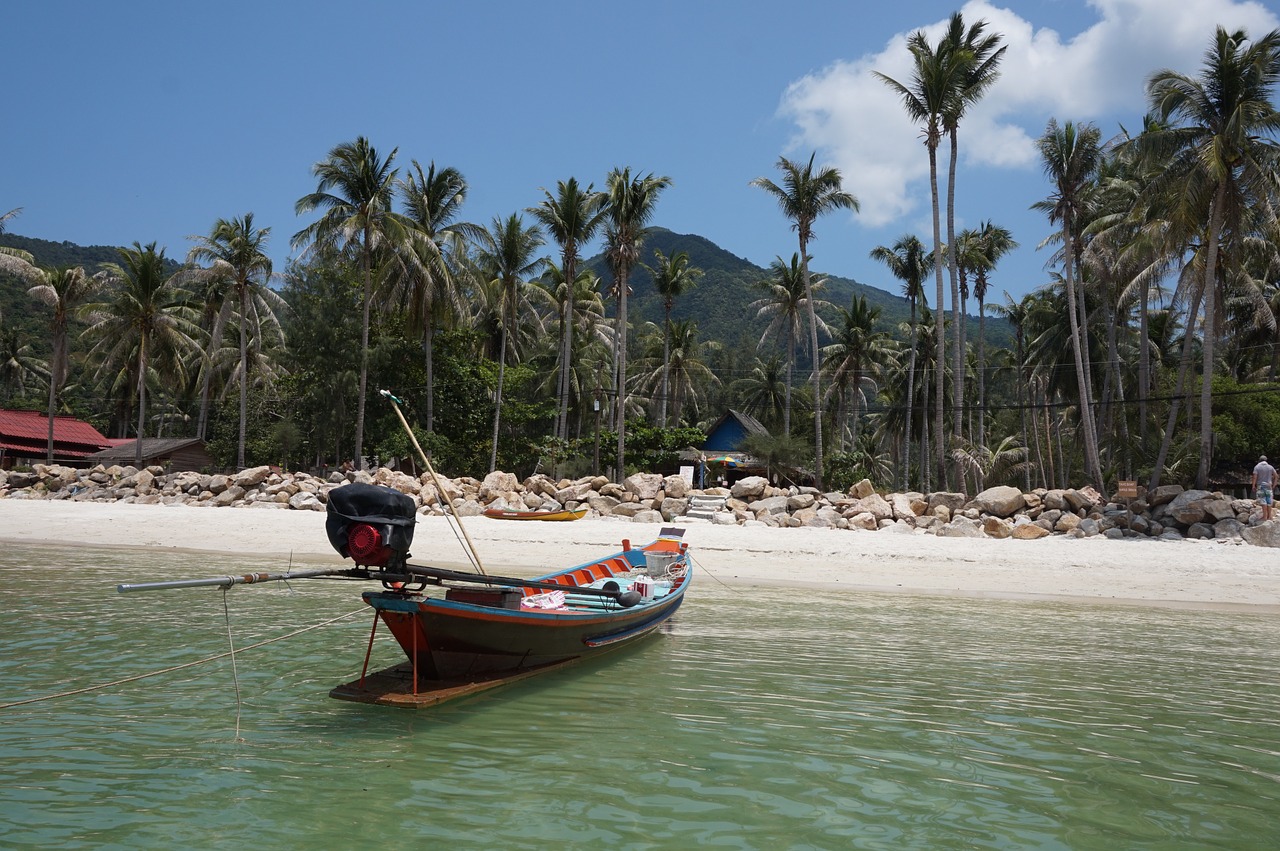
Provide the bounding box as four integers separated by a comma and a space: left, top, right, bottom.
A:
1252, 455, 1276, 521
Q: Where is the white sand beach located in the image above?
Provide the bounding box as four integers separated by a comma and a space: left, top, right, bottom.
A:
2, 499, 1277, 611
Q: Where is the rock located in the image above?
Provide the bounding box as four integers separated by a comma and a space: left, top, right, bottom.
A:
1185, 522, 1214, 539
610, 503, 646, 518
806, 507, 843, 528
969, 485, 1025, 518
1063, 488, 1098, 511
786, 493, 817, 511
847, 512, 877, 530
660, 497, 688, 521
233, 465, 271, 488
623, 473, 664, 501
1147, 484, 1184, 507
982, 516, 1014, 538
928, 491, 967, 514
662, 474, 690, 499
848, 492, 894, 522
587, 494, 620, 514
711, 512, 739, 525
631, 509, 664, 524
751, 495, 790, 517
452, 499, 484, 517
1012, 520, 1051, 539
1212, 518, 1243, 540
1241, 520, 1280, 547
937, 516, 984, 538
848, 478, 875, 499
288, 491, 324, 511
213, 485, 245, 506
1166, 489, 1217, 525
1078, 518, 1101, 537
890, 492, 927, 519
1055, 512, 1081, 533
730, 476, 768, 501
477, 470, 518, 501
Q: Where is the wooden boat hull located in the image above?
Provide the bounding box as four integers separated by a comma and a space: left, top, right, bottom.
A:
482, 506, 588, 521
332, 530, 690, 703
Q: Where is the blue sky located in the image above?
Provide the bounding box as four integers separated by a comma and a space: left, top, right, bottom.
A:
5, 0, 1279, 307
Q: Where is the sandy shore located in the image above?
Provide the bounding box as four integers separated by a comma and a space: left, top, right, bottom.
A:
2, 499, 1278, 611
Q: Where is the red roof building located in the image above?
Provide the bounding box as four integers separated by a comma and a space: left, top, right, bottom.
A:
0, 409, 112, 466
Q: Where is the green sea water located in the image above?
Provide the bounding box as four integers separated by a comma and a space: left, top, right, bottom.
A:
1, 543, 1278, 850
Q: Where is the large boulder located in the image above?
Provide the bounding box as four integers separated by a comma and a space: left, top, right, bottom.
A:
1241, 520, 1280, 548
928, 491, 967, 514
623, 473, 664, 501
1165, 489, 1217, 525
969, 485, 1025, 518
890, 492, 927, 519
982, 516, 1014, 538
662, 473, 690, 500
848, 478, 875, 499
730, 476, 769, 501
847, 492, 893, 522
234, 465, 272, 489
937, 516, 984, 538
1011, 519, 1051, 539
478, 470, 518, 502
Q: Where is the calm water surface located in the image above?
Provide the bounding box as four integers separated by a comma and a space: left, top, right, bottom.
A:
1, 543, 1278, 849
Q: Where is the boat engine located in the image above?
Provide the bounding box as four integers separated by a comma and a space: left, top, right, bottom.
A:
325, 483, 417, 570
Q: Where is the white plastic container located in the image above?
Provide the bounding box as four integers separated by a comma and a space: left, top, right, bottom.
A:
632, 576, 654, 601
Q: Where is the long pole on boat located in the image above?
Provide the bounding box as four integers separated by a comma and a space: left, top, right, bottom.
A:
380, 389, 487, 576
117, 567, 358, 594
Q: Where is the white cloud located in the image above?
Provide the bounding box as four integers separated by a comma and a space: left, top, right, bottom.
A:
779, 0, 1280, 228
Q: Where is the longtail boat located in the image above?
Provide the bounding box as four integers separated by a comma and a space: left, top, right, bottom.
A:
482, 505, 588, 521
119, 482, 691, 708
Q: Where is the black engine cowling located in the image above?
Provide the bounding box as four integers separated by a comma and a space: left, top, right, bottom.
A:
325, 483, 417, 568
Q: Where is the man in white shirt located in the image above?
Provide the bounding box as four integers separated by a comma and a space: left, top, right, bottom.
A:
1252, 455, 1277, 521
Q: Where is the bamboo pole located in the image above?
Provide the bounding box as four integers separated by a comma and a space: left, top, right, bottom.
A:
380, 390, 487, 575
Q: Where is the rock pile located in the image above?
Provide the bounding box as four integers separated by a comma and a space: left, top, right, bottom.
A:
3, 464, 1276, 546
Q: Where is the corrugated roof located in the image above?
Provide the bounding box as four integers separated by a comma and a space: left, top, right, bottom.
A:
0, 409, 111, 451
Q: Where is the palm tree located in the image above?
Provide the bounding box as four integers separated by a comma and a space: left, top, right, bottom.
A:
393, 160, 475, 433
476, 213, 544, 471
1138, 26, 1280, 488
970, 221, 1017, 452
988, 291, 1034, 491
528, 178, 608, 441
870, 235, 932, 490
647, 248, 702, 427
26, 266, 103, 462
604, 167, 671, 477
637, 319, 720, 425
751, 153, 858, 489
1036, 119, 1105, 490
731, 355, 789, 431
187, 213, 285, 468
822, 294, 895, 450
750, 253, 831, 437
941, 14, 1006, 459
293, 137, 411, 465
877, 32, 962, 487
83, 242, 199, 467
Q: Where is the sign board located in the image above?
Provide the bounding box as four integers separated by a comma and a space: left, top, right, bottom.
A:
679, 465, 694, 486
1116, 480, 1138, 499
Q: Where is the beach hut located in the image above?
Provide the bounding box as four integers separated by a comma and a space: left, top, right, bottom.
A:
85, 437, 215, 472
0, 408, 111, 468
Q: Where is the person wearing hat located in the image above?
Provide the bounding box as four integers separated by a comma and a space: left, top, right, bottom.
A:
1252, 455, 1277, 521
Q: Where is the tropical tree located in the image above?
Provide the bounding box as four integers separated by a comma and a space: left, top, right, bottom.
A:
26, 266, 103, 461
293, 137, 411, 465
187, 213, 285, 467
751, 153, 858, 488
647, 248, 702, 427
969, 221, 1017, 452
528, 178, 608, 441
83, 242, 199, 466
941, 14, 1006, 455
730, 354, 790, 431
1036, 119, 1105, 490
823, 294, 895, 450
476, 213, 544, 471
636, 319, 719, 425
1136, 26, 1280, 488
877, 32, 961, 484
750, 253, 831, 436
988, 291, 1035, 490
870, 234, 932, 489
604, 168, 671, 477
393, 160, 476, 432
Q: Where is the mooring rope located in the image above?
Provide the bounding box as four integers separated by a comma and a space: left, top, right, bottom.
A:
690, 553, 734, 591
0, 608, 368, 711
223, 587, 243, 739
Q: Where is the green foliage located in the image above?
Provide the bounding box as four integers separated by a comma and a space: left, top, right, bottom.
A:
826, 436, 893, 492
1211, 376, 1280, 471
622, 421, 706, 474
739, 431, 813, 485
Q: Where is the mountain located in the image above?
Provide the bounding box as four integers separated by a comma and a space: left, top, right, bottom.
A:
586, 227, 1012, 349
